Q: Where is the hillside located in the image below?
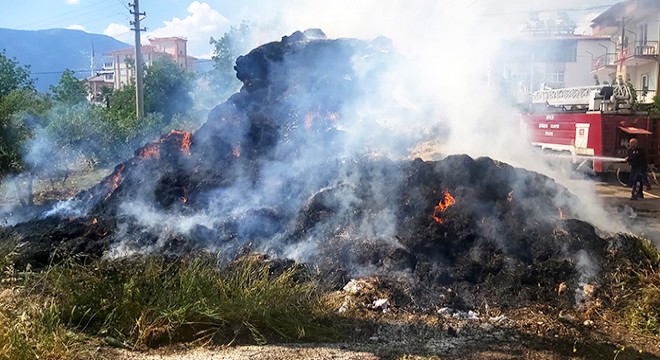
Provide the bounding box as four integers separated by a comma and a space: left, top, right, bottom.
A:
0, 28, 130, 91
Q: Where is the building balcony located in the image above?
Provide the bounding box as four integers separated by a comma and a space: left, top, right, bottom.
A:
617, 41, 659, 64
636, 89, 656, 104
633, 41, 659, 56
591, 53, 617, 71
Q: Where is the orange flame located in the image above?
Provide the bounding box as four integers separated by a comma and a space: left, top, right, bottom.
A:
110, 165, 125, 190
181, 197, 187, 203
92, 218, 98, 224
558, 207, 565, 220
507, 190, 514, 202
181, 132, 191, 152
138, 144, 160, 159
105, 164, 125, 200
432, 190, 456, 224
233, 145, 241, 158
304, 112, 316, 129
169, 130, 192, 155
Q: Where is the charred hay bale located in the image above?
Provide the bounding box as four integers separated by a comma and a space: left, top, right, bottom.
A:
0, 216, 107, 269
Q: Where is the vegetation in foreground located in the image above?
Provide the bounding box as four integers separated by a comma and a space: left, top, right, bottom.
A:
0, 253, 341, 360
0, 227, 659, 359
616, 236, 660, 336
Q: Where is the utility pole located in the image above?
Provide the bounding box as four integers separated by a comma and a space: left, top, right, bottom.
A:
130, 0, 146, 118
618, 17, 628, 84
90, 40, 95, 78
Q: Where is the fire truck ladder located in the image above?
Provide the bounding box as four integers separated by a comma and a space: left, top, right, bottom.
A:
532, 84, 632, 112
532, 85, 601, 107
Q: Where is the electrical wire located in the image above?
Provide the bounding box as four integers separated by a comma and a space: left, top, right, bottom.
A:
481, 3, 618, 17
115, 0, 131, 11
28, 3, 122, 29
16, 0, 116, 29
31, 69, 107, 75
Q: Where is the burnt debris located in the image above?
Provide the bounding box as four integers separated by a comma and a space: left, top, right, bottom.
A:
0, 30, 622, 311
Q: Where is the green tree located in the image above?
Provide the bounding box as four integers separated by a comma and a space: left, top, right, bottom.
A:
44, 103, 119, 166
106, 81, 136, 126
0, 51, 48, 176
209, 21, 251, 98
50, 69, 88, 105
93, 85, 113, 108
0, 49, 34, 98
0, 51, 51, 204
143, 58, 193, 123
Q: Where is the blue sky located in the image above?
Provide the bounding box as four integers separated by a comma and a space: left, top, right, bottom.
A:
0, 0, 618, 58
0, 0, 254, 57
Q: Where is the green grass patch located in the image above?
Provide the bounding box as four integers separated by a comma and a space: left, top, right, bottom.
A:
35, 253, 340, 347
624, 268, 660, 335
0, 251, 342, 358
615, 236, 660, 335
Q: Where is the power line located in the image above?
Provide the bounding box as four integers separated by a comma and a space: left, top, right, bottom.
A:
115, 0, 131, 11
31, 69, 107, 75
481, 4, 618, 17
60, 12, 128, 31
17, 0, 116, 29
29, 3, 122, 29
467, 0, 480, 7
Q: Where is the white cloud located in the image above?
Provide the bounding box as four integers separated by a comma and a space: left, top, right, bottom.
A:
66, 24, 86, 31
103, 23, 133, 44
147, 1, 230, 57
66, 0, 80, 4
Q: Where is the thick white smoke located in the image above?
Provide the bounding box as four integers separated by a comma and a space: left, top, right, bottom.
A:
97, 0, 633, 264
225, 0, 623, 234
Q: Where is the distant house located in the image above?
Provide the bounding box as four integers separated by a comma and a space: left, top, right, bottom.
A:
590, 0, 660, 103
87, 37, 196, 94
500, 34, 610, 94
496, 12, 610, 100
86, 73, 114, 105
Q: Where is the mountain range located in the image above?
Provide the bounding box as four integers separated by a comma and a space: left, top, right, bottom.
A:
0, 28, 131, 92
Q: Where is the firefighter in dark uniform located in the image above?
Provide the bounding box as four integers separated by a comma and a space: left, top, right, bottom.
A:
625, 138, 647, 200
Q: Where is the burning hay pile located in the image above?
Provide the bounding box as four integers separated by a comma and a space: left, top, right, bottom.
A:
0, 30, 650, 314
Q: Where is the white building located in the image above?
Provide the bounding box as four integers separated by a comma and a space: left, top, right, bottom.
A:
98, 37, 196, 90
501, 34, 610, 94
590, 0, 660, 103
496, 11, 611, 103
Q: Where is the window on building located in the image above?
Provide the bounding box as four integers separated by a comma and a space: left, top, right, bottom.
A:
642, 74, 649, 91
639, 24, 648, 45
513, 72, 531, 85
547, 70, 565, 83
104, 73, 114, 81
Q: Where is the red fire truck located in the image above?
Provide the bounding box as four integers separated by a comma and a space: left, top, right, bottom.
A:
521, 84, 659, 175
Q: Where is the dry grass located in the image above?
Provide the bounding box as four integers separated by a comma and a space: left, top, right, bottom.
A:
0, 253, 341, 359
624, 268, 660, 335
609, 236, 660, 336
37, 254, 340, 347
0, 287, 93, 360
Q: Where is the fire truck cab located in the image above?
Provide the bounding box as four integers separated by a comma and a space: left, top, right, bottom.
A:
521, 83, 657, 173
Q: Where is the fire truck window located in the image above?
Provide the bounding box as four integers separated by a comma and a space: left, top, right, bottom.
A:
617, 131, 629, 148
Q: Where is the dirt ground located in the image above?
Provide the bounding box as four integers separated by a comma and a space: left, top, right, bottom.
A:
593, 179, 660, 246
99, 179, 660, 360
